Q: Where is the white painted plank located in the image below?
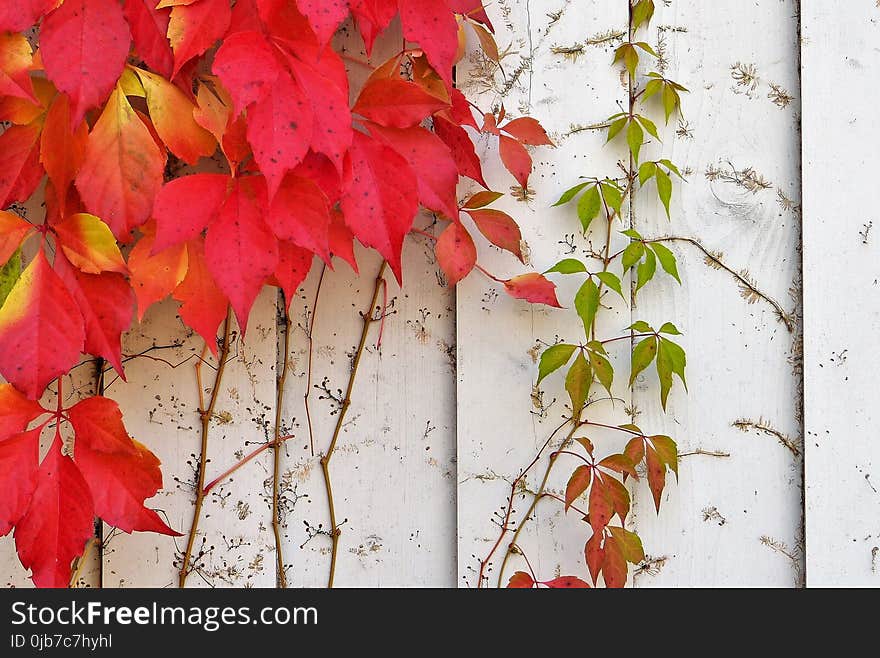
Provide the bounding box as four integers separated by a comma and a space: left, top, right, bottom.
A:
101, 292, 279, 588
629, 0, 804, 587
456, 0, 633, 587
802, 1, 880, 586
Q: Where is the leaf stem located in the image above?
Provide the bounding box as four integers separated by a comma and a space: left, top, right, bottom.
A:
320, 260, 388, 588
178, 308, 233, 589
272, 295, 292, 588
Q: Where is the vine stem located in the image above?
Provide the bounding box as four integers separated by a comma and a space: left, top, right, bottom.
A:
272, 295, 292, 588
304, 264, 327, 457
320, 260, 388, 588
476, 417, 571, 587
495, 409, 583, 588
203, 435, 296, 495
178, 308, 233, 589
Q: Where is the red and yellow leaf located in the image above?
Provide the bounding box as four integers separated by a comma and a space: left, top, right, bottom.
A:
0, 32, 37, 102
0, 251, 85, 400
0, 211, 33, 267
54, 214, 127, 275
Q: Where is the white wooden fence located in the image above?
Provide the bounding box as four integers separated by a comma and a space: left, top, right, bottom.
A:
2, 0, 874, 588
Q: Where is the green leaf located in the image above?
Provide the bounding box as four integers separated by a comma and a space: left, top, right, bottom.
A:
656, 168, 672, 218
574, 278, 601, 338
565, 351, 591, 412
595, 271, 625, 301
627, 119, 644, 163
650, 435, 679, 477
635, 41, 658, 57
622, 241, 645, 271
650, 242, 681, 283
630, 336, 658, 386
621, 228, 643, 240
639, 161, 657, 186
642, 78, 663, 102
658, 322, 682, 335
554, 181, 591, 206
463, 190, 504, 209
586, 340, 608, 355
577, 184, 602, 232
608, 526, 646, 563
636, 114, 659, 140
0, 248, 22, 308
588, 348, 614, 395
656, 338, 687, 409
545, 258, 588, 275
620, 44, 639, 78
600, 181, 623, 215
538, 344, 577, 384
607, 117, 627, 142
628, 320, 653, 333
632, 0, 655, 30
636, 245, 656, 292
659, 159, 684, 179
662, 84, 680, 123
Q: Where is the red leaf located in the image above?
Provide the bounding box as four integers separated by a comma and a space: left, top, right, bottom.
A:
39, 94, 88, 214
269, 174, 332, 262
168, 0, 232, 78
503, 273, 561, 308
152, 174, 229, 253
564, 464, 592, 512
205, 177, 279, 333
466, 209, 524, 261
0, 384, 44, 441
645, 446, 667, 513
354, 78, 449, 128
282, 45, 352, 174
75, 86, 166, 241
601, 535, 628, 588
436, 222, 476, 286
341, 131, 418, 283
604, 475, 631, 525
173, 240, 228, 355
296, 0, 349, 46
349, 0, 397, 55
123, 0, 174, 79
588, 476, 614, 534
328, 209, 358, 272
0, 32, 37, 102
584, 532, 605, 585
0, 210, 33, 267
398, 0, 459, 86
624, 436, 645, 469
212, 30, 283, 118
366, 123, 459, 220
499, 134, 533, 188
69, 397, 178, 536
0, 1, 53, 32
501, 117, 553, 146
448, 87, 478, 130
15, 436, 94, 588
40, 0, 131, 128
448, 0, 493, 30
0, 123, 43, 208
543, 576, 591, 589
434, 116, 487, 187
128, 228, 189, 320
273, 241, 314, 305
0, 251, 85, 400
246, 71, 314, 199
0, 427, 41, 537
55, 253, 134, 378
506, 571, 534, 588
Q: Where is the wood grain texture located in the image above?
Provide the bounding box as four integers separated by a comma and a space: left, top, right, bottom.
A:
802, 1, 880, 586
629, 0, 803, 588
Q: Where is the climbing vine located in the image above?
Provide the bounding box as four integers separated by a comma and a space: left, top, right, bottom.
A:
0, 0, 558, 588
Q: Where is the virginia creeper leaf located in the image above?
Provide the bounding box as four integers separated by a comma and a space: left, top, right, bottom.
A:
152, 174, 229, 254
354, 79, 449, 128
565, 464, 592, 512
168, 0, 232, 78
436, 221, 477, 286
269, 174, 332, 262
173, 240, 228, 356
0, 427, 41, 537
565, 351, 590, 413
503, 273, 561, 308
54, 214, 127, 276
506, 571, 534, 588
399, 0, 459, 86
465, 209, 524, 262
498, 135, 532, 189
128, 228, 189, 320
123, 0, 174, 78
0, 385, 44, 442
0, 211, 32, 267
630, 335, 658, 387
543, 576, 590, 589
537, 344, 576, 385
574, 278, 600, 338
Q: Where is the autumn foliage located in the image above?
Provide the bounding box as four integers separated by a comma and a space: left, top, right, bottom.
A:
0, 0, 557, 587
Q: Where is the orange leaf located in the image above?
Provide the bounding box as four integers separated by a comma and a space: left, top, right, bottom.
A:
588, 475, 614, 534
506, 571, 534, 588
501, 117, 553, 146
0, 123, 43, 208
75, 86, 166, 241
128, 228, 188, 320
136, 67, 217, 165
466, 209, 524, 262
39, 93, 89, 214
0, 210, 33, 267
564, 464, 592, 512
645, 446, 667, 513
498, 134, 532, 189
601, 534, 628, 588
503, 273, 562, 308
173, 240, 228, 356
0, 32, 37, 102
